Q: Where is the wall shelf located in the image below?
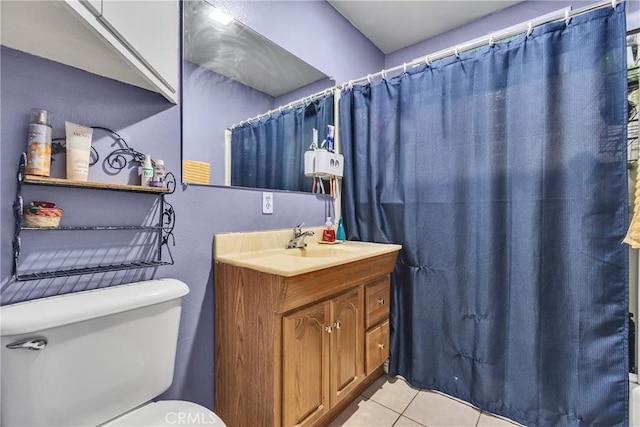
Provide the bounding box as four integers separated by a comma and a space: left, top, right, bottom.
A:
16, 261, 173, 282
20, 225, 165, 231
24, 174, 169, 193
13, 153, 176, 281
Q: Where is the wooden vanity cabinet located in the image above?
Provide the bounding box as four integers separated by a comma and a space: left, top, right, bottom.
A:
214, 250, 398, 427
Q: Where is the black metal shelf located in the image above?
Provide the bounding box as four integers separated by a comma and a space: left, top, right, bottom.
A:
15, 261, 173, 281
21, 225, 164, 231
13, 152, 176, 281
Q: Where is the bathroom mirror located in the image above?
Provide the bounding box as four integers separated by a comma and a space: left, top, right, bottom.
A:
182, 0, 335, 191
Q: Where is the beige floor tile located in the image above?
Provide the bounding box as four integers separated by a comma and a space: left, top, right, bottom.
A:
362, 375, 420, 413
432, 390, 479, 409
393, 415, 426, 427
328, 396, 401, 427
477, 412, 522, 427
403, 390, 481, 427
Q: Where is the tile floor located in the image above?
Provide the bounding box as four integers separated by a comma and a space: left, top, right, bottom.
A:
329, 375, 522, 427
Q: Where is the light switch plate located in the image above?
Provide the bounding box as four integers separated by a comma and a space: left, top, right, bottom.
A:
262, 192, 273, 214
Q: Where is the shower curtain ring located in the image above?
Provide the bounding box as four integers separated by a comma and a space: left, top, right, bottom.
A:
527, 22, 533, 37
403, 63, 407, 73
489, 35, 495, 47
564, 9, 571, 26
381, 70, 388, 80
612, 0, 616, 8
454, 46, 460, 58
367, 74, 373, 83
425, 55, 431, 66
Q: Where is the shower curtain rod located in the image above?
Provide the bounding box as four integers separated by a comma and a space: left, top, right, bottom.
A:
229, 87, 335, 130
230, 0, 621, 130
341, 0, 622, 88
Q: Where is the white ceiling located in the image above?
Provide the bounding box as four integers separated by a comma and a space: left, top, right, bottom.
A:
328, 0, 526, 54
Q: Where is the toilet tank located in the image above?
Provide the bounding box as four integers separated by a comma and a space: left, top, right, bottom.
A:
0, 279, 189, 427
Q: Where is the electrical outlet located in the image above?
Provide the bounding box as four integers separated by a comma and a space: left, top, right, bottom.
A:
262, 192, 273, 214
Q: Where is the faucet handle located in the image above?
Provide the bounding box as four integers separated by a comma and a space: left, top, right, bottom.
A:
294, 222, 305, 234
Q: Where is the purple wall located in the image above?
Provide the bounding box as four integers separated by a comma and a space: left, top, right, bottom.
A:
183, 61, 274, 185
386, 0, 640, 68
0, 46, 329, 409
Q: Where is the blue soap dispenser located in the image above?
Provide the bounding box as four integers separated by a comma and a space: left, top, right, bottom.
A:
336, 217, 346, 241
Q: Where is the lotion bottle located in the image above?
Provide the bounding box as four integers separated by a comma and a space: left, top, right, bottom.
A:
336, 217, 346, 241
65, 121, 93, 181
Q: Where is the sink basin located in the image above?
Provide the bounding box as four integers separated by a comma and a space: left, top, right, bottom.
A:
285, 245, 360, 258
215, 228, 402, 277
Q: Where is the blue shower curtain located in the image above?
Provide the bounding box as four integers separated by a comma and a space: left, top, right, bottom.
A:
230, 94, 333, 192
340, 6, 628, 426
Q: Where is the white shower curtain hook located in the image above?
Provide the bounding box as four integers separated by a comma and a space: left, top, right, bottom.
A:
425, 55, 431, 66
612, 0, 616, 8
489, 34, 495, 47
454, 46, 460, 58
367, 74, 373, 84
527, 22, 533, 37
381, 69, 388, 80
403, 63, 407, 73
564, 9, 571, 27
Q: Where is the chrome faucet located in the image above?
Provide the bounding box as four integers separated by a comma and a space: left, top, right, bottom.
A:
287, 223, 315, 249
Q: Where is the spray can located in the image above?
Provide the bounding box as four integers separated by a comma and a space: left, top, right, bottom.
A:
26, 108, 53, 176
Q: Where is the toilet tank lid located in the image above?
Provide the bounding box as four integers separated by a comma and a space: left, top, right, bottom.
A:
0, 279, 189, 336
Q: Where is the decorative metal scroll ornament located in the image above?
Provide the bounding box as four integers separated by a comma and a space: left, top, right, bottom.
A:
51, 126, 152, 172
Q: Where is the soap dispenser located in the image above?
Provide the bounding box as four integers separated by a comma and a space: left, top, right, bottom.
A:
322, 217, 335, 242
336, 217, 346, 241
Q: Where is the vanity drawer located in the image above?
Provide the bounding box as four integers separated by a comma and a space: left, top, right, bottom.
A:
365, 320, 389, 374
365, 276, 390, 329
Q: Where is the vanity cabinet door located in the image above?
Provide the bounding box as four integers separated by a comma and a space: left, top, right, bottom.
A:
282, 301, 330, 427
329, 288, 364, 407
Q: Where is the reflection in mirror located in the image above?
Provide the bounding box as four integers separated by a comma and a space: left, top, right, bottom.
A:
230, 93, 334, 191
182, 0, 336, 191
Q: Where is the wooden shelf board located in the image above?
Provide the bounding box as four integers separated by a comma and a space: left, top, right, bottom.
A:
24, 175, 168, 193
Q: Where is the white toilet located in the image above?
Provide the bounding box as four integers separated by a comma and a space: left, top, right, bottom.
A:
0, 279, 225, 427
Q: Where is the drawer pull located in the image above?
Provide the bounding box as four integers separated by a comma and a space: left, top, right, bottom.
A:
378, 343, 385, 350
378, 299, 385, 305
334, 321, 341, 329
325, 325, 333, 334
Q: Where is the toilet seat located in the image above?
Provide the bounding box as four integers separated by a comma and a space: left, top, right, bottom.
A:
102, 400, 226, 427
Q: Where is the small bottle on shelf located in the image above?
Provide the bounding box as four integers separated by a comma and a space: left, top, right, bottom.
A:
141, 155, 153, 187
150, 159, 165, 188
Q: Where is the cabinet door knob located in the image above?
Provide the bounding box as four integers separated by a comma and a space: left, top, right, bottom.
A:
378, 298, 385, 305
325, 325, 333, 334
378, 343, 385, 350
334, 321, 341, 329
